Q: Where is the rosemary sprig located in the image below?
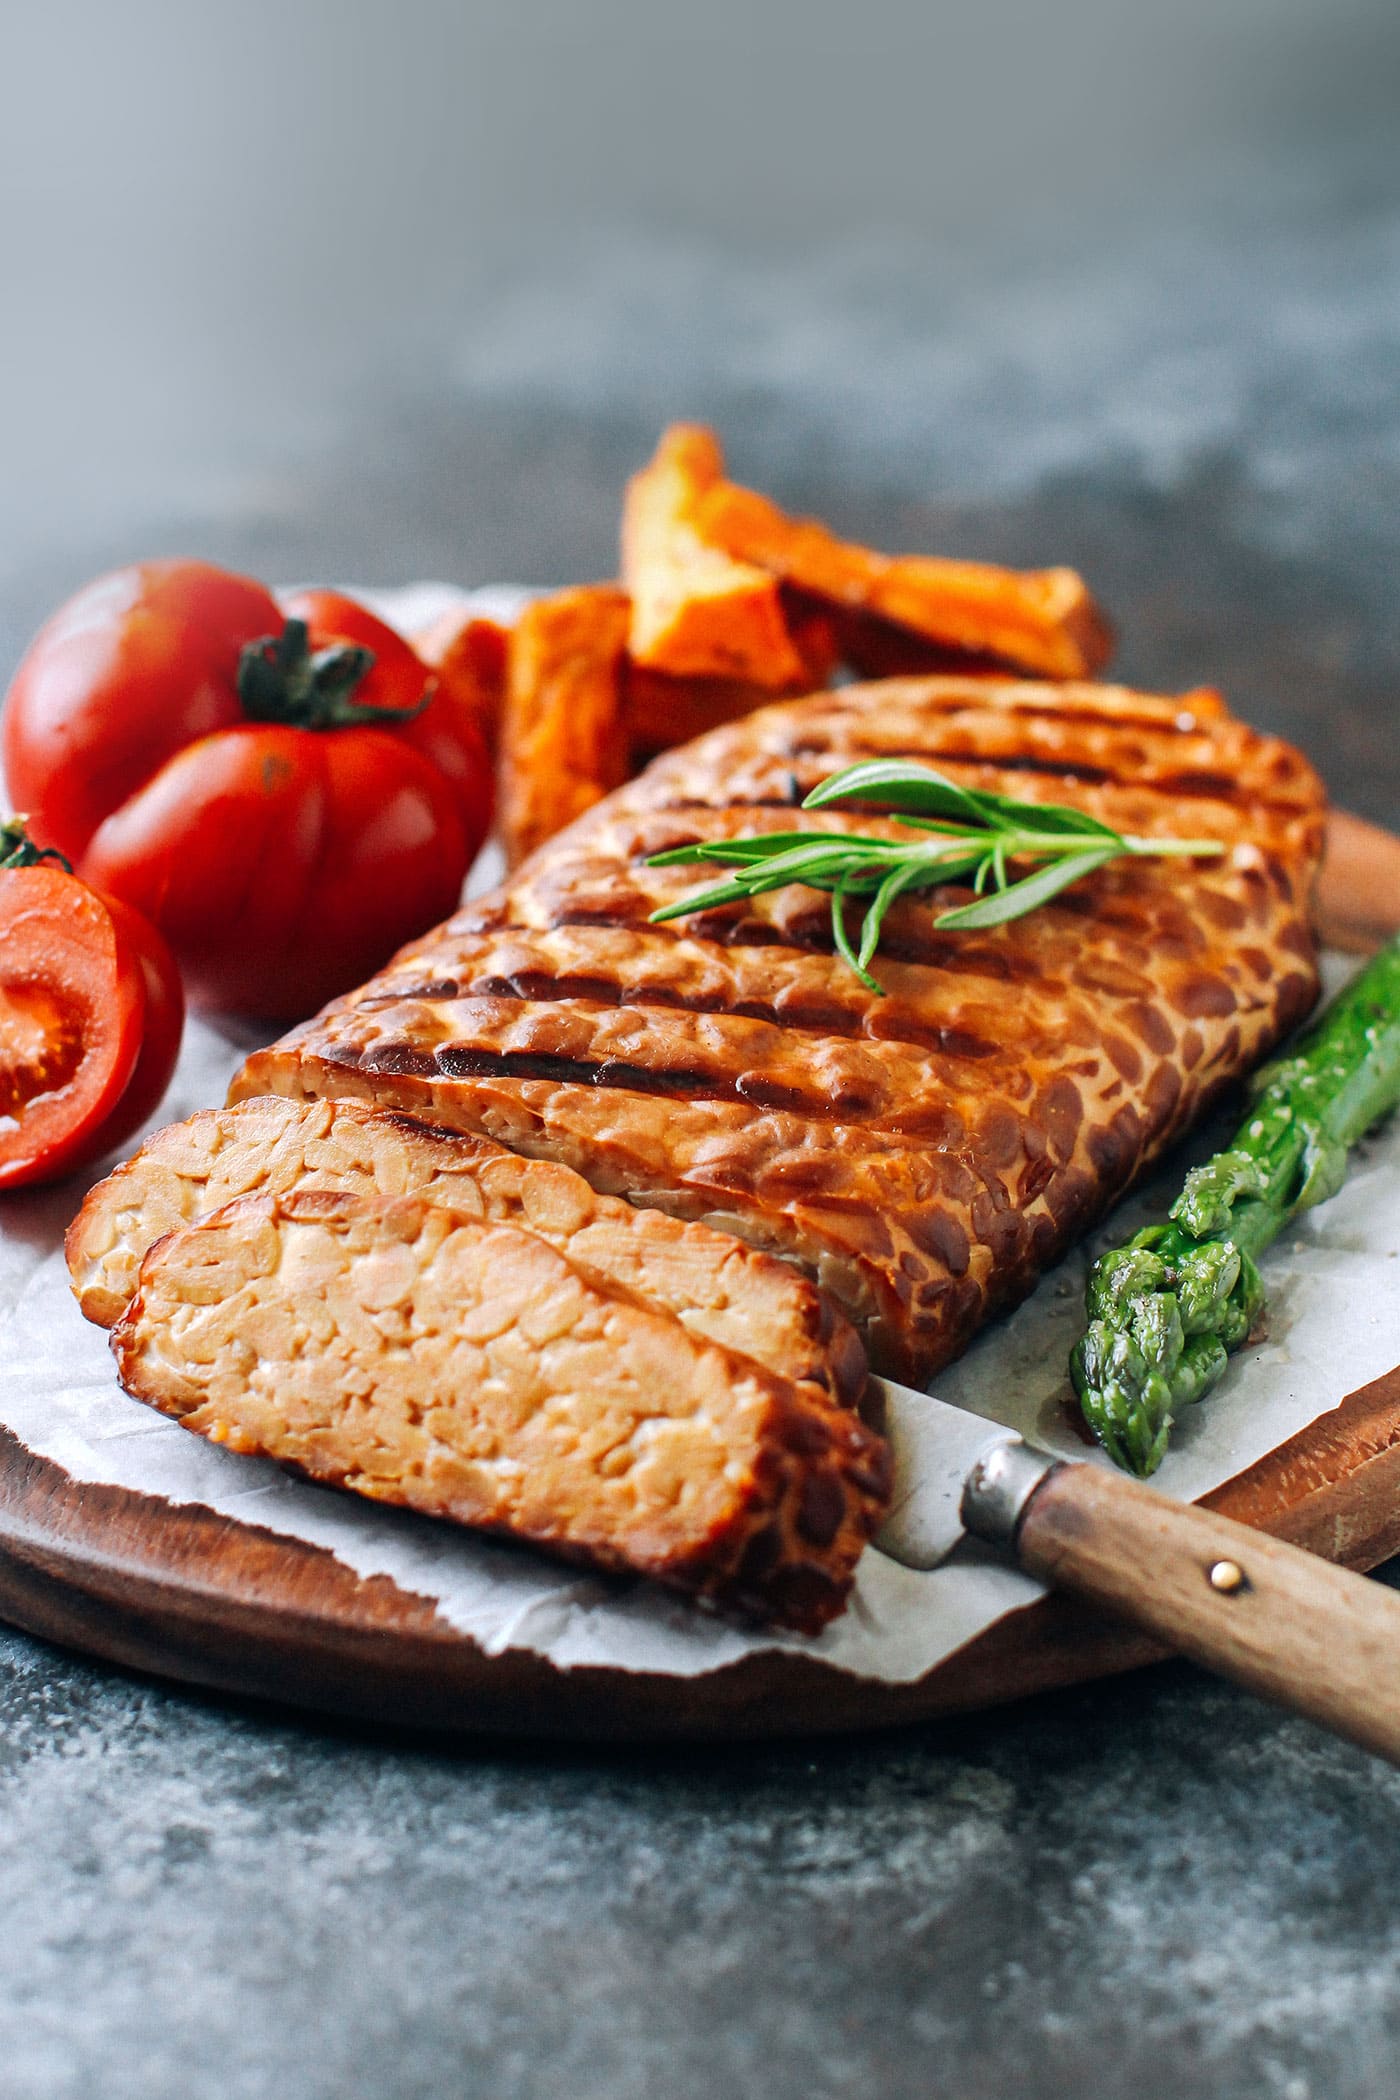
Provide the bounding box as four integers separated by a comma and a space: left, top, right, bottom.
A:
647, 759, 1224, 994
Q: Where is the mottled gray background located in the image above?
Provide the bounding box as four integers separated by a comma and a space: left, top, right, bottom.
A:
2, 5, 1400, 2096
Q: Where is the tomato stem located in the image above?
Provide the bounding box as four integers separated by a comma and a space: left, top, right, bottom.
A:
0, 816, 73, 873
237, 618, 433, 730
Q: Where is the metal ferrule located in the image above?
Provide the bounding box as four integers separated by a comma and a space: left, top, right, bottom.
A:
959, 1437, 1062, 1550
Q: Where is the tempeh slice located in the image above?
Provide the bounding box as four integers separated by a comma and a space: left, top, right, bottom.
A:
66, 1095, 867, 1413
110, 1191, 890, 1631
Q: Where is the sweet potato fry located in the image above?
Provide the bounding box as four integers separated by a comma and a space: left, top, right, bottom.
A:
820, 603, 1005, 681
623, 586, 838, 760
499, 586, 630, 870
780, 587, 843, 687
622, 665, 797, 760
693, 476, 1115, 681
412, 605, 509, 755
621, 426, 808, 687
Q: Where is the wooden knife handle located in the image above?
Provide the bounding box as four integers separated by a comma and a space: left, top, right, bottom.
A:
1317, 809, 1400, 952
1015, 1461, 1400, 1763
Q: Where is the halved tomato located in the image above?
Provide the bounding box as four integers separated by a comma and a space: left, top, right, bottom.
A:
0, 855, 184, 1188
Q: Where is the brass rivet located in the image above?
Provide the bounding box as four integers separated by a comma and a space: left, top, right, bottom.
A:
1209, 1559, 1246, 1593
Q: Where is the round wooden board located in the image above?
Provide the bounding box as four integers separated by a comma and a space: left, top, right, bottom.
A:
1, 1365, 1398, 1741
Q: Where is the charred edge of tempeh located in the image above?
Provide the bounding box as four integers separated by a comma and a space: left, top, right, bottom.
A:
67, 1095, 868, 1411
111, 1190, 892, 1632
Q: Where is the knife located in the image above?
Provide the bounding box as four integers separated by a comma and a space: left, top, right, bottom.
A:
872, 1377, 1400, 1764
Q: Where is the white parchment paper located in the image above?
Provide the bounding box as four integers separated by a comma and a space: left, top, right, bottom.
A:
0, 586, 1395, 1691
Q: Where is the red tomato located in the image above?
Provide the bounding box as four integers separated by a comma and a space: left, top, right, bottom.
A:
82, 725, 469, 1018
281, 587, 494, 865
3, 564, 493, 1020
3, 562, 282, 866
0, 859, 184, 1189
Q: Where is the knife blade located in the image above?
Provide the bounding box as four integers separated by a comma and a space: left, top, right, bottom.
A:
870, 1376, 1022, 1570
864, 1373, 1400, 1766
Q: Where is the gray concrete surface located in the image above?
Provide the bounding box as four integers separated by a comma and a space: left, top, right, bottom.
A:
1, 120, 1399, 2100
6, 1603, 1400, 2100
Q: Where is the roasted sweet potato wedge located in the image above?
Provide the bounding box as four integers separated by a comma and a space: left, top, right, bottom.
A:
623, 664, 797, 761
498, 585, 631, 869
411, 605, 509, 756
819, 603, 1005, 681
623, 585, 838, 760
621, 426, 808, 687
694, 474, 1114, 680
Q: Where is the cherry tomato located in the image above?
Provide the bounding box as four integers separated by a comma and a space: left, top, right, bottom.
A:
3, 563, 493, 1020
0, 854, 184, 1189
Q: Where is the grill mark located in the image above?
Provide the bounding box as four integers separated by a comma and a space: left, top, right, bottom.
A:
770, 702, 1265, 767
635, 717, 1319, 823
488, 973, 1009, 1060
527, 878, 1192, 992
859, 694, 1225, 734
355, 1015, 1030, 1131
779, 738, 1113, 787
810, 679, 1224, 735
816, 675, 1231, 727
427, 1045, 717, 1099
418, 898, 1093, 1008
386, 964, 1008, 1060
576, 761, 1318, 874
662, 748, 1285, 811
358, 1039, 880, 1125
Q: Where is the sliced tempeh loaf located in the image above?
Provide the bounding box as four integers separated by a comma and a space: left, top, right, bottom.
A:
235, 673, 1327, 1383
66, 1095, 867, 1412
110, 1190, 890, 1630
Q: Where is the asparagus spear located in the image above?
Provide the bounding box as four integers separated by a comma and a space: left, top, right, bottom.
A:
1072, 934, 1400, 1476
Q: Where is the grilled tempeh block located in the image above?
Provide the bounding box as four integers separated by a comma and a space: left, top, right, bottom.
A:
66, 1094, 867, 1415
235, 673, 1327, 1384
111, 1190, 889, 1631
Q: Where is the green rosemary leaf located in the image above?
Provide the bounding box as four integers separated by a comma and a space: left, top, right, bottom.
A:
894, 816, 991, 838
726, 841, 886, 891
934, 844, 1118, 929
646, 757, 1225, 983
647, 875, 759, 922
830, 873, 884, 996
647, 831, 859, 867
857, 859, 938, 972
897, 847, 987, 893
962, 790, 1124, 841
803, 759, 996, 828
